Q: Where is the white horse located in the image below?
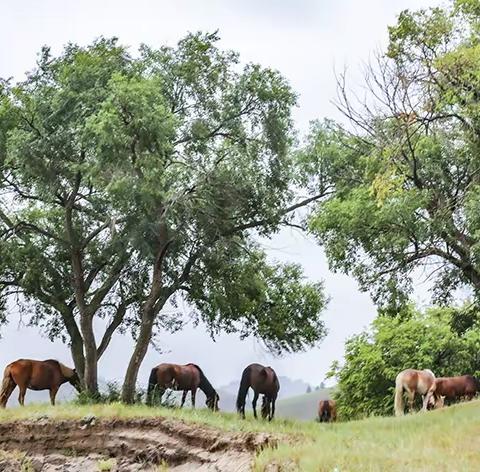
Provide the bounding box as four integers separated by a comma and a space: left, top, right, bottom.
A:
394, 368, 436, 416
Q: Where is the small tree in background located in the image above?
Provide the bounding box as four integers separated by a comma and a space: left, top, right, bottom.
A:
329, 305, 480, 420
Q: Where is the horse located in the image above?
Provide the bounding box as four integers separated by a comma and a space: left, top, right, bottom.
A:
146, 363, 219, 410
394, 368, 436, 416
236, 363, 280, 421
318, 399, 337, 423
0, 359, 81, 408
430, 375, 480, 408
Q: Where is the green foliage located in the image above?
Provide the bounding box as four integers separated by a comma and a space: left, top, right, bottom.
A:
0, 33, 327, 391
330, 305, 480, 420
305, 2, 480, 311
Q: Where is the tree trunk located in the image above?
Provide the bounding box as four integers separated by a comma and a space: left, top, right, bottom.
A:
80, 314, 98, 394
70, 336, 85, 378
121, 310, 156, 404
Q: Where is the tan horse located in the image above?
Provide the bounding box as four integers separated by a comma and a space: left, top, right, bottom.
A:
318, 399, 337, 422
146, 363, 219, 410
0, 359, 81, 407
394, 368, 435, 416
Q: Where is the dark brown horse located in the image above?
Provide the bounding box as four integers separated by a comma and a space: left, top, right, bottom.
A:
0, 359, 81, 407
318, 399, 337, 423
236, 363, 280, 421
146, 363, 219, 410
430, 375, 479, 407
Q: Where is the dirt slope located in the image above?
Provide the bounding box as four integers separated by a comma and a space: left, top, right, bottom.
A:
0, 416, 276, 471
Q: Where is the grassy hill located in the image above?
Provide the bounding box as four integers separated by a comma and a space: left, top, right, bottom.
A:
0, 399, 478, 471
256, 399, 480, 471
276, 388, 332, 421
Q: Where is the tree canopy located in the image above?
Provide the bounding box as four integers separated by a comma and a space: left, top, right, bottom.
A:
0, 33, 328, 400
303, 0, 480, 312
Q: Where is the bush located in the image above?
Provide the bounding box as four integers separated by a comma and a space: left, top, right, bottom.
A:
329, 305, 480, 420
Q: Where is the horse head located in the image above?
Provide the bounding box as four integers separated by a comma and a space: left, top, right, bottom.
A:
69, 369, 83, 393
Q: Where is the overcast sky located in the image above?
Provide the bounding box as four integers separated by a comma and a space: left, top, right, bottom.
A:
0, 0, 439, 391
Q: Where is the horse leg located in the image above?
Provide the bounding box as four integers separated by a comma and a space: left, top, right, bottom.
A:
252, 391, 259, 419
181, 390, 188, 408
18, 385, 27, 406
191, 389, 196, 409
49, 386, 59, 406
422, 390, 434, 412
407, 389, 415, 413
270, 399, 276, 421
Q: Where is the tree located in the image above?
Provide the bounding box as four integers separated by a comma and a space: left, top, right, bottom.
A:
328, 305, 480, 420
0, 34, 329, 399
306, 385, 312, 394
303, 1, 480, 311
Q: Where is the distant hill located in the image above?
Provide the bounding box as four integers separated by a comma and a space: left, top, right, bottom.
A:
219, 375, 312, 400
276, 388, 333, 421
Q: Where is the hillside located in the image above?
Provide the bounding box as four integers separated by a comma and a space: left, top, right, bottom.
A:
276, 388, 333, 421
0, 399, 477, 471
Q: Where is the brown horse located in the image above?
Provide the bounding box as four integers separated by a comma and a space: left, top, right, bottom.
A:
394, 368, 436, 416
0, 359, 81, 407
318, 399, 337, 423
430, 375, 479, 408
236, 363, 280, 421
146, 363, 219, 410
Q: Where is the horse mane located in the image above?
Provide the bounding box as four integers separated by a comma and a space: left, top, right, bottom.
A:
56, 361, 74, 379
423, 369, 435, 378
190, 364, 217, 398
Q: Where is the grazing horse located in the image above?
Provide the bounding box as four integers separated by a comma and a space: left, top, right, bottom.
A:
146, 363, 219, 410
236, 363, 280, 421
318, 399, 337, 423
394, 368, 436, 416
430, 375, 480, 408
0, 359, 81, 407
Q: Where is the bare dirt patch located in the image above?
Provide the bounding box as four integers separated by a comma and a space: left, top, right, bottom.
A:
0, 416, 277, 471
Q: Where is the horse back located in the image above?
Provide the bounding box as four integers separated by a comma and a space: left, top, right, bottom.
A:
8, 359, 63, 390
436, 375, 477, 397
249, 364, 279, 396
155, 363, 200, 391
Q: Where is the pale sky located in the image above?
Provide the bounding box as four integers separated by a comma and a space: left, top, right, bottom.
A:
0, 0, 439, 391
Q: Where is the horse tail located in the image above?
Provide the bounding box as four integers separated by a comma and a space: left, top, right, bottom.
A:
394, 374, 405, 417
236, 366, 251, 414
146, 367, 158, 406
0, 365, 15, 408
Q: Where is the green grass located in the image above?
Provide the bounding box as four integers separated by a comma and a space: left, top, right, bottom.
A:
0, 400, 478, 471
255, 400, 480, 472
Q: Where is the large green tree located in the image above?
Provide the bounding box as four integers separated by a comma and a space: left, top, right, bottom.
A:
303, 1, 480, 311
329, 305, 480, 419
0, 34, 328, 399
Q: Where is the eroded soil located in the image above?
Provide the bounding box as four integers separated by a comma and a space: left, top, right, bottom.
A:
0, 416, 277, 471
